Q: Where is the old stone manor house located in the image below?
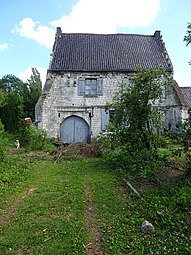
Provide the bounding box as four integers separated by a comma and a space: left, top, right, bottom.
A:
35, 27, 188, 143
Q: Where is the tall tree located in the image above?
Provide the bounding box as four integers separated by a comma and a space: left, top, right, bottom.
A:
0, 68, 42, 132
1, 91, 24, 132
23, 67, 42, 121
0, 75, 25, 132
184, 22, 191, 65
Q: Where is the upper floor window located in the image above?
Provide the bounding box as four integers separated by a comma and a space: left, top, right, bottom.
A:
78, 77, 103, 96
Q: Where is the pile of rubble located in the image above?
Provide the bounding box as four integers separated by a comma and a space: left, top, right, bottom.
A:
52, 142, 101, 162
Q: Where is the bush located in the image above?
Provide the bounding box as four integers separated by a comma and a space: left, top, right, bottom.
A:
24, 126, 47, 151
98, 132, 163, 178
98, 68, 172, 178
0, 157, 29, 185
163, 131, 183, 145
157, 135, 174, 148
181, 123, 191, 175
0, 120, 8, 161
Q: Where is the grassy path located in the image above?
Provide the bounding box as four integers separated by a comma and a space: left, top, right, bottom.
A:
0, 158, 133, 255
0, 157, 190, 255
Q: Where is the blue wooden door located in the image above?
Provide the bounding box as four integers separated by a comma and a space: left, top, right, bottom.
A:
60, 116, 90, 143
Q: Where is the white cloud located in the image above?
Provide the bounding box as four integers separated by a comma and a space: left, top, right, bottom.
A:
0, 42, 14, 52
12, 18, 55, 48
52, 0, 160, 33
12, 0, 160, 47
174, 71, 191, 87
18, 66, 47, 85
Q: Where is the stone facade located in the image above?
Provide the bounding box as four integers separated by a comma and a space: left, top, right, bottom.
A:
36, 72, 126, 139
164, 85, 188, 131
35, 28, 188, 142
35, 71, 188, 141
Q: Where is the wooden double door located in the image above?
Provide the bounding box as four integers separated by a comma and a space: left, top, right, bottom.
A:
60, 116, 90, 143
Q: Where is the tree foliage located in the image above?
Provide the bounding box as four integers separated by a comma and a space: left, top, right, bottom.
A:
184, 22, 191, 65
100, 67, 171, 176
0, 120, 8, 161
23, 68, 42, 121
0, 68, 42, 132
184, 22, 191, 46
0, 75, 25, 132
0, 89, 5, 107
0, 74, 26, 94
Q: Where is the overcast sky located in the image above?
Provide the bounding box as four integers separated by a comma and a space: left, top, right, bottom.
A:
0, 0, 190, 86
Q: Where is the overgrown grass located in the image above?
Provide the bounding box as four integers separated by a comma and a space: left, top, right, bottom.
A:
0, 154, 190, 254
140, 180, 191, 254
90, 160, 191, 255
0, 159, 86, 255
0, 154, 41, 216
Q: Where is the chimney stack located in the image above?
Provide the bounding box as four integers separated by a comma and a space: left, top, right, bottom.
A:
154, 30, 161, 39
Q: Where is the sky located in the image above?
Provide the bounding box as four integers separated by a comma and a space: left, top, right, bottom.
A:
0, 0, 191, 86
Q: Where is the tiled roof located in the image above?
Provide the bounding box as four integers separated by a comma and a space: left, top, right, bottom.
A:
50, 28, 173, 72
172, 81, 188, 107
180, 87, 191, 108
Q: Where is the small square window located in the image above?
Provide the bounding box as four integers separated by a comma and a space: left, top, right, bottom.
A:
78, 77, 103, 96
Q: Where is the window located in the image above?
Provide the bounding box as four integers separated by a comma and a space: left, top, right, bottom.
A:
78, 77, 103, 96
101, 109, 115, 131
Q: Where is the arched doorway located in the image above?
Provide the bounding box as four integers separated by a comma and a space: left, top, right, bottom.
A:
60, 116, 90, 143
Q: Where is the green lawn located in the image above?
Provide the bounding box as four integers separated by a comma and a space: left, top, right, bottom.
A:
0, 155, 190, 254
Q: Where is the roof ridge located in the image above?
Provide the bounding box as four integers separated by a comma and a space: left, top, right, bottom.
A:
56, 27, 162, 37
60, 32, 155, 37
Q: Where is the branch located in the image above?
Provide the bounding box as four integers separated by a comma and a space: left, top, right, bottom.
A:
54, 151, 62, 164
123, 178, 145, 201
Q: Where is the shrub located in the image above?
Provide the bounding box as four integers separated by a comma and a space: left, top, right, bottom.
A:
98, 131, 163, 178
98, 68, 172, 178
25, 126, 47, 151
180, 122, 191, 175
0, 120, 8, 161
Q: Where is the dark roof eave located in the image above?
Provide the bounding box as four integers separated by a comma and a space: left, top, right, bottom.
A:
48, 68, 136, 73
48, 68, 173, 73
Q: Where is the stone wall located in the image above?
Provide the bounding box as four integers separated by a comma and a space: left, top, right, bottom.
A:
35, 71, 126, 139
35, 71, 187, 139
164, 84, 188, 131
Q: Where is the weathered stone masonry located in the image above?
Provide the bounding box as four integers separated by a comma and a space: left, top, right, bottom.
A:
36, 72, 127, 139
35, 28, 188, 142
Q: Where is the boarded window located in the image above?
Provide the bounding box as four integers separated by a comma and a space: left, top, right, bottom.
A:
78, 77, 85, 95
101, 109, 110, 131
97, 77, 103, 95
